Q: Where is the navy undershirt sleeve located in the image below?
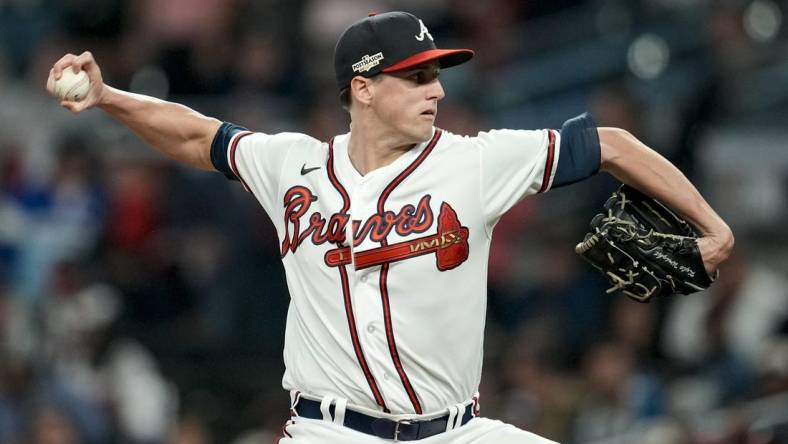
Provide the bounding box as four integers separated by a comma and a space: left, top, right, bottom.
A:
552, 112, 601, 188
210, 122, 249, 180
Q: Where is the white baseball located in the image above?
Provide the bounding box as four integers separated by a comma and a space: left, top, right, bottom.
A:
54, 68, 91, 102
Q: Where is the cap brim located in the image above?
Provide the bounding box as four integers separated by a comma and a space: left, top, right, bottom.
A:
381, 49, 474, 73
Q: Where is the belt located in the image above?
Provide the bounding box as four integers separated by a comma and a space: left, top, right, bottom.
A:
294, 398, 474, 441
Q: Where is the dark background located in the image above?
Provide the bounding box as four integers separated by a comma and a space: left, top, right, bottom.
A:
0, 0, 787, 443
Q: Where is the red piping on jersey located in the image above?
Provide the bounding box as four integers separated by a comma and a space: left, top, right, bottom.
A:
538, 130, 556, 194
327, 138, 389, 412
229, 131, 254, 192
375, 128, 442, 414
339, 263, 389, 411
274, 422, 291, 443
327, 138, 351, 214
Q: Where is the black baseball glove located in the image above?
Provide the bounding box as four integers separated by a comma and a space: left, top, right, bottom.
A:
575, 185, 717, 302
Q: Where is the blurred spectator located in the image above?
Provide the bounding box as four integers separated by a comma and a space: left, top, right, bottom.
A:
639, 419, 692, 444
29, 406, 79, 444
572, 341, 664, 442
610, 295, 661, 366
0, 268, 37, 361
0, 356, 108, 444
498, 320, 583, 443
169, 415, 211, 444
41, 259, 177, 443
757, 320, 788, 397
663, 250, 785, 417
0, 0, 55, 76
11, 133, 105, 299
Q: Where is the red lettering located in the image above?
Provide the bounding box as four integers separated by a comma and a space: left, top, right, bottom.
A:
353, 195, 433, 246
281, 186, 318, 255
304, 213, 325, 244
282, 190, 436, 257
408, 195, 433, 234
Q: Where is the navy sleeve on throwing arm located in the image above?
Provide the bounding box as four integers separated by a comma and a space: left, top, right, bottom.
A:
552, 112, 601, 188
210, 122, 249, 180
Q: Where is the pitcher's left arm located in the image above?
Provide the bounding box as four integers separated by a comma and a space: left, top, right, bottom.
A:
597, 127, 734, 274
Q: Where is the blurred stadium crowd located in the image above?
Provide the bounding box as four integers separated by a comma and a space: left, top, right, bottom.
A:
1, 0, 787, 443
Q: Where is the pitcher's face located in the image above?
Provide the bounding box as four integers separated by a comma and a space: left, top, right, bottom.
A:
370, 62, 444, 142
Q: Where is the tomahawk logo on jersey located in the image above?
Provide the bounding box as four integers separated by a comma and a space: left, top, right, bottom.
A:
209, 113, 599, 415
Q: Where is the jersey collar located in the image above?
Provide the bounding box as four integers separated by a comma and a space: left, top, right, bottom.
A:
333, 127, 437, 185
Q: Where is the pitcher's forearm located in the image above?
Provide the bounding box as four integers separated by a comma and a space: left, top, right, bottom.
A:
599, 129, 726, 234
598, 128, 733, 272
99, 86, 222, 170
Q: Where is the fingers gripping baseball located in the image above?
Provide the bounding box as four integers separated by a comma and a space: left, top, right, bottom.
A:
46, 51, 105, 113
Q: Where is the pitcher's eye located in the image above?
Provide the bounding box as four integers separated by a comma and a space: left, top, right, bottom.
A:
409, 70, 439, 84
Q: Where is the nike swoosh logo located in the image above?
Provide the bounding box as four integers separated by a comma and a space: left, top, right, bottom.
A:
300, 164, 321, 175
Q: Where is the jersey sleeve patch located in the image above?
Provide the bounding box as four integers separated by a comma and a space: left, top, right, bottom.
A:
552, 112, 601, 188
210, 121, 250, 180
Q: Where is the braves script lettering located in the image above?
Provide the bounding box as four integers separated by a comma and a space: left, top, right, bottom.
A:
281, 186, 434, 256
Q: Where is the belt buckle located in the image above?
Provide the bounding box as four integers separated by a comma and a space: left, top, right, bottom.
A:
393, 419, 413, 442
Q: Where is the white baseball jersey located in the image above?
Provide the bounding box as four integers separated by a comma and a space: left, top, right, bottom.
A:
215, 125, 560, 415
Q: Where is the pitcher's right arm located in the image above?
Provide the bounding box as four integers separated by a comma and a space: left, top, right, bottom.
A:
47, 51, 221, 171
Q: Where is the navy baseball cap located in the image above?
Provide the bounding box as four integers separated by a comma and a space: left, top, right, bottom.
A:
334, 12, 474, 89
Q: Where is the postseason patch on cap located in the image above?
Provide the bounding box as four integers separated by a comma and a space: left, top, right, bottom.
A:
334, 11, 474, 89
352, 52, 384, 73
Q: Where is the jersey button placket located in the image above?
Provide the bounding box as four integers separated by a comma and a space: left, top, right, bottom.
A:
347, 197, 390, 401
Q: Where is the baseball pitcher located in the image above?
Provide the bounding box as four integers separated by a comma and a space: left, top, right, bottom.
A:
46, 11, 733, 444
